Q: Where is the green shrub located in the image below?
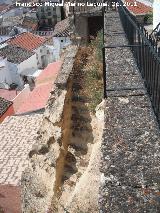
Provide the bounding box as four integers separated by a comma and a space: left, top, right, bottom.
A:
144, 12, 153, 25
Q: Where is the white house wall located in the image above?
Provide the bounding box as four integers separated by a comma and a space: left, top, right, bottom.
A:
45, 45, 55, 62
0, 58, 22, 88
53, 37, 61, 61
8, 61, 23, 87
8, 54, 38, 88
0, 58, 12, 86
0, 36, 11, 45
59, 37, 72, 49
17, 54, 38, 75
35, 46, 54, 69
56, 7, 61, 22
0, 53, 39, 88
2, 7, 24, 19
53, 37, 72, 61
153, 0, 160, 29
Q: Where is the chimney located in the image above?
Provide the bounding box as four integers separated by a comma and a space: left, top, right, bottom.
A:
153, 0, 160, 29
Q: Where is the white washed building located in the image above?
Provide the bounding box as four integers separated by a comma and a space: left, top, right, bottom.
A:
0, 45, 37, 89
153, 0, 160, 29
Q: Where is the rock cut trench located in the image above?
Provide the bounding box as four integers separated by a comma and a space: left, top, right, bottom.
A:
51, 48, 103, 212
21, 46, 103, 213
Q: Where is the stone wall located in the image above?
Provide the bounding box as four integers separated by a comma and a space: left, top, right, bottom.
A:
99, 10, 160, 212
21, 45, 78, 213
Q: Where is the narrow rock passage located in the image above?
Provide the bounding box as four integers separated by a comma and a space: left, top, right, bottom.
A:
51, 47, 104, 212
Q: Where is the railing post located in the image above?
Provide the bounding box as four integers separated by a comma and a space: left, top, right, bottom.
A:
102, 47, 107, 99
158, 47, 160, 57
117, 0, 160, 125
102, 1, 105, 45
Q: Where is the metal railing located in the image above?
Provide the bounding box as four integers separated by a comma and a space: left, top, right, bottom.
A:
150, 22, 160, 41
102, 0, 117, 98
103, 0, 160, 124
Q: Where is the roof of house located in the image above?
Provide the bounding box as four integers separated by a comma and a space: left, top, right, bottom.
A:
45, 36, 53, 45
36, 61, 62, 84
126, 0, 152, 15
7, 32, 46, 51
21, 16, 38, 31
0, 114, 42, 185
15, 61, 61, 114
53, 18, 72, 37
0, 3, 9, 13
0, 26, 13, 36
0, 45, 34, 64
0, 89, 19, 101
0, 96, 12, 116
2, 15, 23, 27
16, 83, 53, 114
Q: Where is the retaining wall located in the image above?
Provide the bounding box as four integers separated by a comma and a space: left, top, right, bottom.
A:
99, 10, 160, 212
21, 45, 78, 213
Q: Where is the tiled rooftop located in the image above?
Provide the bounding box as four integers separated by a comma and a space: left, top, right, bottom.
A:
16, 83, 53, 114
45, 36, 53, 45
0, 89, 19, 101
0, 97, 12, 116
7, 32, 46, 51
15, 61, 61, 114
53, 18, 72, 37
0, 26, 12, 36
0, 114, 43, 185
0, 4, 9, 13
2, 15, 23, 27
126, 0, 152, 15
36, 61, 62, 84
21, 16, 38, 31
0, 45, 34, 64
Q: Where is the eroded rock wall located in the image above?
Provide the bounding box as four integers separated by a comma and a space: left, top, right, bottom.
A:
21, 45, 78, 213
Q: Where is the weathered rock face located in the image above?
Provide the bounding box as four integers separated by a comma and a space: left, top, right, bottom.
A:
21, 45, 78, 213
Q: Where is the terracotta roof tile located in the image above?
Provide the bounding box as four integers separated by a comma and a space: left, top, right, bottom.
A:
36, 61, 62, 84
0, 96, 12, 116
21, 16, 38, 31
16, 61, 61, 114
53, 18, 72, 37
0, 4, 9, 13
126, 0, 152, 15
0, 89, 19, 101
0, 45, 34, 64
7, 32, 46, 51
16, 83, 53, 114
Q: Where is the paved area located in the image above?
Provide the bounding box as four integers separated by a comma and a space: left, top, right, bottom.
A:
0, 114, 42, 186
0, 185, 21, 213
99, 10, 160, 212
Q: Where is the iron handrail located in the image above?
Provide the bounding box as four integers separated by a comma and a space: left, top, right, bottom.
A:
103, 0, 160, 125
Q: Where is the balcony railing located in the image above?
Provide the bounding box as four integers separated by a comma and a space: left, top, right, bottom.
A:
103, 0, 160, 125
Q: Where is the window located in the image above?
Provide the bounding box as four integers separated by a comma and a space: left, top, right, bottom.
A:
48, 18, 52, 26
48, 12, 52, 16
41, 14, 46, 19
47, 6, 51, 11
